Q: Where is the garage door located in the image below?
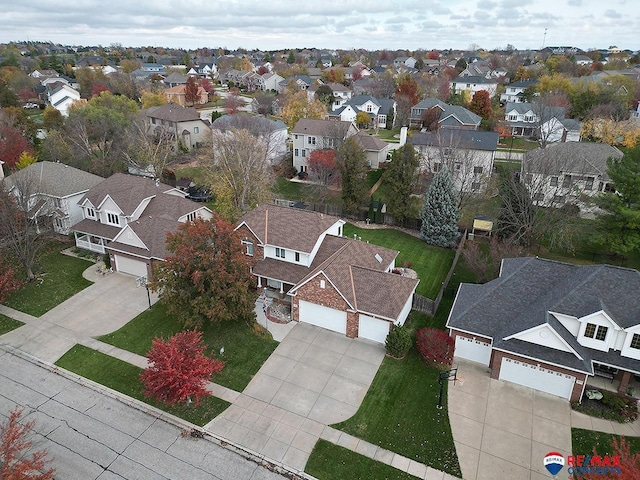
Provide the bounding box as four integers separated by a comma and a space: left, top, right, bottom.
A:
358, 315, 391, 344
299, 300, 347, 335
454, 336, 492, 366
499, 357, 575, 400
114, 255, 148, 277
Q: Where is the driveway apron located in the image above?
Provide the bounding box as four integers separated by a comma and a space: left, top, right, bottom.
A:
205, 323, 386, 471
0, 266, 158, 363
448, 358, 573, 480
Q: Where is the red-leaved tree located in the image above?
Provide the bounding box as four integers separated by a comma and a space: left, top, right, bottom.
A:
224, 91, 244, 115
0, 407, 55, 480
469, 90, 493, 120
198, 78, 214, 93
0, 125, 33, 170
416, 328, 455, 369
141, 330, 225, 407
185, 76, 200, 106
0, 259, 22, 303
91, 83, 110, 98
579, 436, 640, 479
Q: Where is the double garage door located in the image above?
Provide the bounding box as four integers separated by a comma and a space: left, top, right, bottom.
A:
499, 357, 576, 400
113, 255, 148, 278
298, 301, 392, 344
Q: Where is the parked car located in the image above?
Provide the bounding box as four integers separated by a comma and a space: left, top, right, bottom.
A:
23, 103, 39, 109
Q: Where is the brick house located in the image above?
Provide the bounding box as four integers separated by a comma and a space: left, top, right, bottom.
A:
235, 205, 419, 344
447, 257, 640, 402
73, 173, 212, 278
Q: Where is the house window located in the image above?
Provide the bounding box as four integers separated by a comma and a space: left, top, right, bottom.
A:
86, 208, 95, 219
302, 150, 306, 157
584, 323, 608, 341
320, 279, 325, 289
524, 115, 534, 122
295, 252, 300, 262
473, 166, 483, 174
151, 118, 156, 124
243, 240, 254, 256
562, 175, 572, 188
294, 148, 299, 157
434, 162, 442, 172
366, 104, 373, 112
106, 212, 120, 226
630, 333, 640, 349
508, 115, 517, 121
471, 182, 481, 191
585, 177, 594, 190
275, 247, 285, 258
194, 127, 199, 134
294, 134, 298, 140
550, 176, 558, 187
186, 212, 197, 222
308, 136, 316, 145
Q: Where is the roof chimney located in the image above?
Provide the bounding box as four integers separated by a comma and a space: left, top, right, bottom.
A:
399, 126, 408, 147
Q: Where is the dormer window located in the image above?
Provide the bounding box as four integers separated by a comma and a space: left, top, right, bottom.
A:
630, 334, 640, 349
106, 212, 120, 226
86, 207, 96, 219
584, 323, 608, 341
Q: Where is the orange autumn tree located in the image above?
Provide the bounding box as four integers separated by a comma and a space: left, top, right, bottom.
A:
141, 330, 225, 407
0, 407, 55, 480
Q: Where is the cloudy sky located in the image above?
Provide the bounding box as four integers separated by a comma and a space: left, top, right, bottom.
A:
1, 0, 637, 52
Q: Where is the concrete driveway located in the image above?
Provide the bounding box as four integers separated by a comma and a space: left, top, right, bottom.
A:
0, 266, 158, 363
448, 359, 572, 480
205, 323, 386, 471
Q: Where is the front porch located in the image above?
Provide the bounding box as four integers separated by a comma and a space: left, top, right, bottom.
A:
74, 232, 107, 254
586, 367, 640, 399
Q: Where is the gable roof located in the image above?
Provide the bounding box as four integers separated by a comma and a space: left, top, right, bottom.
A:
451, 75, 498, 85
291, 118, 355, 137
236, 204, 342, 253
523, 142, 623, 178
354, 132, 388, 152
409, 128, 499, 151
448, 257, 640, 373
3, 161, 103, 198
411, 98, 481, 126
144, 102, 201, 123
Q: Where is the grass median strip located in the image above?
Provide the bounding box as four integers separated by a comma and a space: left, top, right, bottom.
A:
572, 428, 640, 455
305, 439, 420, 480
98, 302, 278, 392
55, 345, 230, 426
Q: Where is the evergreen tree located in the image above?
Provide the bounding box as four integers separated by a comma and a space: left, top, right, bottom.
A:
420, 167, 459, 248
338, 137, 369, 214
386, 144, 419, 224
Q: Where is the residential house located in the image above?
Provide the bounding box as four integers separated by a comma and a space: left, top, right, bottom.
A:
235, 204, 419, 343
460, 61, 507, 79
378, 98, 397, 129
354, 132, 389, 169
393, 57, 417, 69
3, 162, 103, 235
307, 82, 353, 109
46, 83, 81, 116
327, 95, 385, 127
291, 119, 358, 172
574, 55, 594, 67
450, 76, 498, 98
277, 75, 314, 94
29, 69, 60, 79
163, 73, 189, 88
500, 80, 537, 104
165, 84, 208, 106
504, 102, 581, 141
259, 72, 284, 91
408, 128, 499, 193
521, 142, 622, 213
410, 98, 481, 130
447, 256, 640, 402
189, 63, 218, 79
73, 173, 212, 277
144, 103, 211, 150
211, 114, 288, 164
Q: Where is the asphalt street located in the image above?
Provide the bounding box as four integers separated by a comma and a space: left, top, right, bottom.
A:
0, 349, 289, 480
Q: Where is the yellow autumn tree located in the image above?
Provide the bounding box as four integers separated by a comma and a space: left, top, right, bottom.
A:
141, 90, 167, 109
281, 90, 327, 129
15, 152, 37, 170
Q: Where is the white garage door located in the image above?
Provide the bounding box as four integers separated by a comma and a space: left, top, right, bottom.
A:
454, 336, 492, 366
499, 357, 575, 400
358, 315, 391, 344
114, 255, 148, 277
299, 300, 347, 335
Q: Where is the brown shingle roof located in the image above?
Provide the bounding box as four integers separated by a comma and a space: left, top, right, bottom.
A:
144, 102, 201, 122
73, 218, 121, 240
108, 216, 178, 260
354, 132, 388, 152
237, 204, 341, 253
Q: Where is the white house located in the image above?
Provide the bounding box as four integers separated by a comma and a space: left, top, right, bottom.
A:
450, 76, 498, 98
327, 95, 386, 128
291, 119, 358, 173
504, 102, 581, 142
47, 84, 81, 117
500, 80, 537, 104
260, 72, 284, 91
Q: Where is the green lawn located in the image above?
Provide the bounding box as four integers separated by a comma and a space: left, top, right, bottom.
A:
3, 243, 93, 317
497, 137, 538, 151
0, 314, 24, 335
272, 177, 305, 201
174, 165, 208, 185
98, 302, 278, 392
56, 345, 229, 426
332, 322, 461, 476
572, 428, 640, 456
363, 127, 402, 143
306, 440, 420, 480
343, 223, 454, 299
366, 170, 384, 190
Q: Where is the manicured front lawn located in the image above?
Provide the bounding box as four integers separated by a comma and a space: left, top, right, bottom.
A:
3, 243, 93, 317
343, 223, 454, 299
98, 302, 278, 392
306, 440, 420, 480
0, 314, 24, 335
56, 345, 229, 426
572, 428, 640, 456
332, 335, 461, 477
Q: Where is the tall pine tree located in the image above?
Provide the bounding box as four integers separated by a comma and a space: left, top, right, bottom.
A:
338, 137, 369, 214
421, 167, 459, 248
386, 143, 419, 224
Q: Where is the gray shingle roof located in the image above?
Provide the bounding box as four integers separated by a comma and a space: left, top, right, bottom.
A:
448, 257, 640, 374
291, 118, 354, 137
523, 142, 623, 179
411, 98, 481, 126
409, 128, 498, 151
3, 161, 103, 198
144, 102, 201, 123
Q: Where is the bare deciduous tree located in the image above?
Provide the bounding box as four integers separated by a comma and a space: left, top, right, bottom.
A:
121, 118, 176, 179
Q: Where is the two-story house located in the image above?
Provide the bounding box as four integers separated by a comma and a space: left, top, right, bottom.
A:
291, 119, 358, 173
46, 83, 81, 117
447, 256, 640, 402
260, 72, 285, 92
521, 142, 622, 213
410, 98, 481, 130
408, 128, 498, 194
307, 82, 353, 110
235, 204, 419, 344
450, 76, 498, 98
72, 173, 212, 278
504, 102, 581, 142
3, 162, 103, 235
327, 95, 386, 128
499, 80, 537, 104
144, 103, 211, 150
